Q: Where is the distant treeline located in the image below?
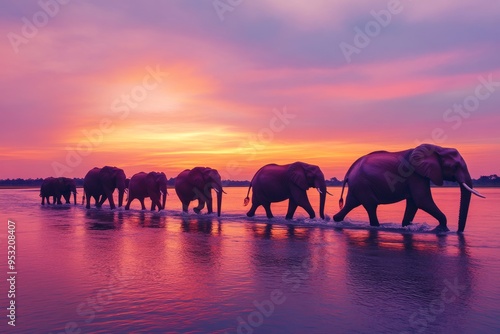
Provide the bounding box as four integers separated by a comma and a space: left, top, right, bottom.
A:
1, 175, 499, 187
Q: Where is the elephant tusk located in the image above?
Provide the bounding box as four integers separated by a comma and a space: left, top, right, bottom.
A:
213, 188, 219, 193
316, 188, 323, 194
462, 183, 486, 198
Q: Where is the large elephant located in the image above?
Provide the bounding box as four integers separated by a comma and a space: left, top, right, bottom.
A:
244, 162, 328, 219
40, 177, 77, 205
125, 172, 167, 211
175, 167, 224, 217
333, 144, 485, 232
83, 166, 127, 210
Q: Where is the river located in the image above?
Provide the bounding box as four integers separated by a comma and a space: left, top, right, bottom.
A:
0, 187, 499, 333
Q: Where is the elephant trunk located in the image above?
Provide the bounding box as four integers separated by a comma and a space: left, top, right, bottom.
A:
319, 190, 326, 220
217, 189, 222, 217
212, 182, 223, 217
73, 191, 77, 205
457, 175, 473, 232
162, 188, 167, 211
315, 178, 327, 220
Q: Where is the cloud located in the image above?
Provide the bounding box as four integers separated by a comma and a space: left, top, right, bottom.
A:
0, 1, 499, 178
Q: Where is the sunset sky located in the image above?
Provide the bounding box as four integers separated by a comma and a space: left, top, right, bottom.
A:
1, 0, 499, 180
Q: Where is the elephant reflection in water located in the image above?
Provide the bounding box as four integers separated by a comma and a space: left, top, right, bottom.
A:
135, 211, 167, 228
248, 223, 312, 241
178, 217, 223, 285
342, 230, 473, 333
180, 216, 221, 235
85, 210, 124, 230
333, 144, 485, 232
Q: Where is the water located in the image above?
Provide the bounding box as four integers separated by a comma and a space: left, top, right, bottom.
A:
0, 187, 499, 333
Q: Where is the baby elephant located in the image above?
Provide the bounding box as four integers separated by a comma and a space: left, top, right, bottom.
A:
244, 162, 329, 220
125, 172, 168, 211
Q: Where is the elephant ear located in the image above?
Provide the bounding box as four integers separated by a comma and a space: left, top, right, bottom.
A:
287, 162, 308, 191
146, 172, 158, 188
155, 173, 163, 182
203, 168, 218, 182
410, 144, 443, 186
188, 167, 205, 190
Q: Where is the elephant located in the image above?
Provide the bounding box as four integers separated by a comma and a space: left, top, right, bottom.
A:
333, 144, 485, 232
83, 166, 127, 210
244, 162, 329, 220
174, 167, 224, 217
40, 177, 77, 205
125, 172, 168, 211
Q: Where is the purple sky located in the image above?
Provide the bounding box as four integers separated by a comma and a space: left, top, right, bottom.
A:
1, 0, 499, 179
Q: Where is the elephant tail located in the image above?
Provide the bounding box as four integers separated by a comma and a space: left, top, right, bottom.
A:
244, 165, 270, 206
243, 185, 251, 206
339, 177, 348, 209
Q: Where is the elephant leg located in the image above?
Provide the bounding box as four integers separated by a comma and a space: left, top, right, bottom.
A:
298, 199, 315, 219
85, 192, 91, 209
153, 198, 162, 211
263, 203, 274, 219
363, 204, 380, 227
194, 199, 205, 214
96, 195, 105, 208
291, 189, 315, 219
285, 199, 298, 220
151, 199, 158, 211
417, 200, 448, 231
206, 196, 213, 214
333, 195, 360, 222
182, 202, 189, 213
412, 187, 448, 231
246, 202, 259, 217
106, 192, 116, 210
153, 196, 162, 211
56, 195, 62, 205
138, 198, 146, 210
402, 198, 418, 227
125, 196, 133, 210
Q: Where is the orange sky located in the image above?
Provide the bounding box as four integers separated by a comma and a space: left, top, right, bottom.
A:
1, 1, 499, 180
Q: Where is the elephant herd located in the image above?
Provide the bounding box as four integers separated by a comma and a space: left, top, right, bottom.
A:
41, 166, 224, 216
40, 144, 486, 233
